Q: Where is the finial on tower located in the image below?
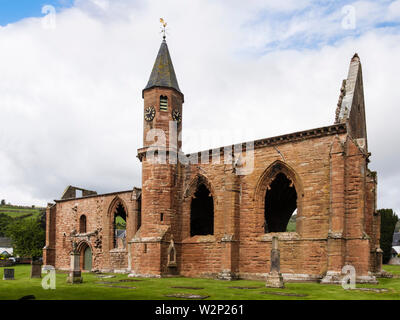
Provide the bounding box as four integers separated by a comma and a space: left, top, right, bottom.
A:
352, 52, 360, 62
160, 18, 167, 40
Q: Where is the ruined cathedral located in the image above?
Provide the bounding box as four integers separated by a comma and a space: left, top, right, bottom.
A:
43, 37, 382, 284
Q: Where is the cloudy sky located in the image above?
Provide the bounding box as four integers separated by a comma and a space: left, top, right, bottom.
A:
0, 0, 399, 215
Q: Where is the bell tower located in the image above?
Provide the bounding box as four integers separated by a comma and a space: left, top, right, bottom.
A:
133, 28, 184, 277
141, 37, 184, 152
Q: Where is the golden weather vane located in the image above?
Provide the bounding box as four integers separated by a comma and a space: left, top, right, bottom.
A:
160, 18, 167, 40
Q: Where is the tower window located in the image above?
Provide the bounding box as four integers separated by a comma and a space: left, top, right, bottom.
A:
160, 95, 168, 111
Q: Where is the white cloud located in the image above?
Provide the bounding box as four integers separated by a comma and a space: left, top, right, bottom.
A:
388, 0, 400, 19
0, 0, 399, 216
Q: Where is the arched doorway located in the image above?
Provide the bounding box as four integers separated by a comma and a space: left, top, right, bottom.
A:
264, 172, 297, 232
83, 246, 92, 271
78, 242, 92, 271
190, 184, 214, 236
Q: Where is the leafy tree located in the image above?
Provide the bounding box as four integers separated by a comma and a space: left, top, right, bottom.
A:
379, 208, 399, 264
0, 199, 5, 205
38, 209, 46, 230
0, 214, 13, 237
115, 215, 126, 230
6, 217, 45, 261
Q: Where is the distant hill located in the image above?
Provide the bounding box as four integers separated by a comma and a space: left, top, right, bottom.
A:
0, 204, 46, 220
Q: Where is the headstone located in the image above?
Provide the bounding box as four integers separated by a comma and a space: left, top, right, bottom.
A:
31, 261, 42, 278
66, 252, 83, 284
3, 268, 14, 280
265, 236, 284, 288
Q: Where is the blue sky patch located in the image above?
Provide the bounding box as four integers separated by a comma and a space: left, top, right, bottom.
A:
0, 0, 73, 26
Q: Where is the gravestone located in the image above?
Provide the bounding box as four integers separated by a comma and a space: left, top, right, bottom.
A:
265, 236, 284, 288
66, 251, 83, 284
3, 268, 14, 280
31, 261, 42, 278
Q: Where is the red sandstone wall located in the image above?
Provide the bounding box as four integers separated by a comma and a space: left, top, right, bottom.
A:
51, 191, 138, 271
48, 130, 378, 280
177, 131, 374, 279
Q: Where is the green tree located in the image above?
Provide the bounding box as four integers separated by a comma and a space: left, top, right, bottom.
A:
379, 208, 399, 264
6, 217, 45, 260
0, 213, 13, 237
115, 215, 126, 230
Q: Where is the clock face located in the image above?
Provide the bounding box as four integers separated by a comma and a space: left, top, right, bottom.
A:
172, 109, 182, 123
144, 106, 156, 121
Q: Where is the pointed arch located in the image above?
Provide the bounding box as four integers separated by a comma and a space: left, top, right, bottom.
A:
76, 239, 92, 254
107, 196, 129, 217
107, 196, 128, 249
254, 160, 304, 234
184, 174, 216, 200
255, 161, 303, 201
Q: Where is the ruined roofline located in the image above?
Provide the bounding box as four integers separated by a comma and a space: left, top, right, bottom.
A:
55, 188, 141, 203
60, 185, 98, 200
185, 123, 347, 158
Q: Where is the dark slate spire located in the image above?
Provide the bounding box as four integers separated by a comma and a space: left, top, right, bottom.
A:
143, 39, 181, 95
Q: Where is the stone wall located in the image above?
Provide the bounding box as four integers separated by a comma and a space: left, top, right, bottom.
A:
176, 130, 344, 279
45, 123, 379, 282
44, 190, 140, 272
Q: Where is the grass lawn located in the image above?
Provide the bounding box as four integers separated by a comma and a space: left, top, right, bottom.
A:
1, 265, 400, 300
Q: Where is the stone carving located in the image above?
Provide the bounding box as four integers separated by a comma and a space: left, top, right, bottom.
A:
69, 228, 103, 249
70, 240, 78, 254
94, 234, 103, 249
167, 238, 177, 267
